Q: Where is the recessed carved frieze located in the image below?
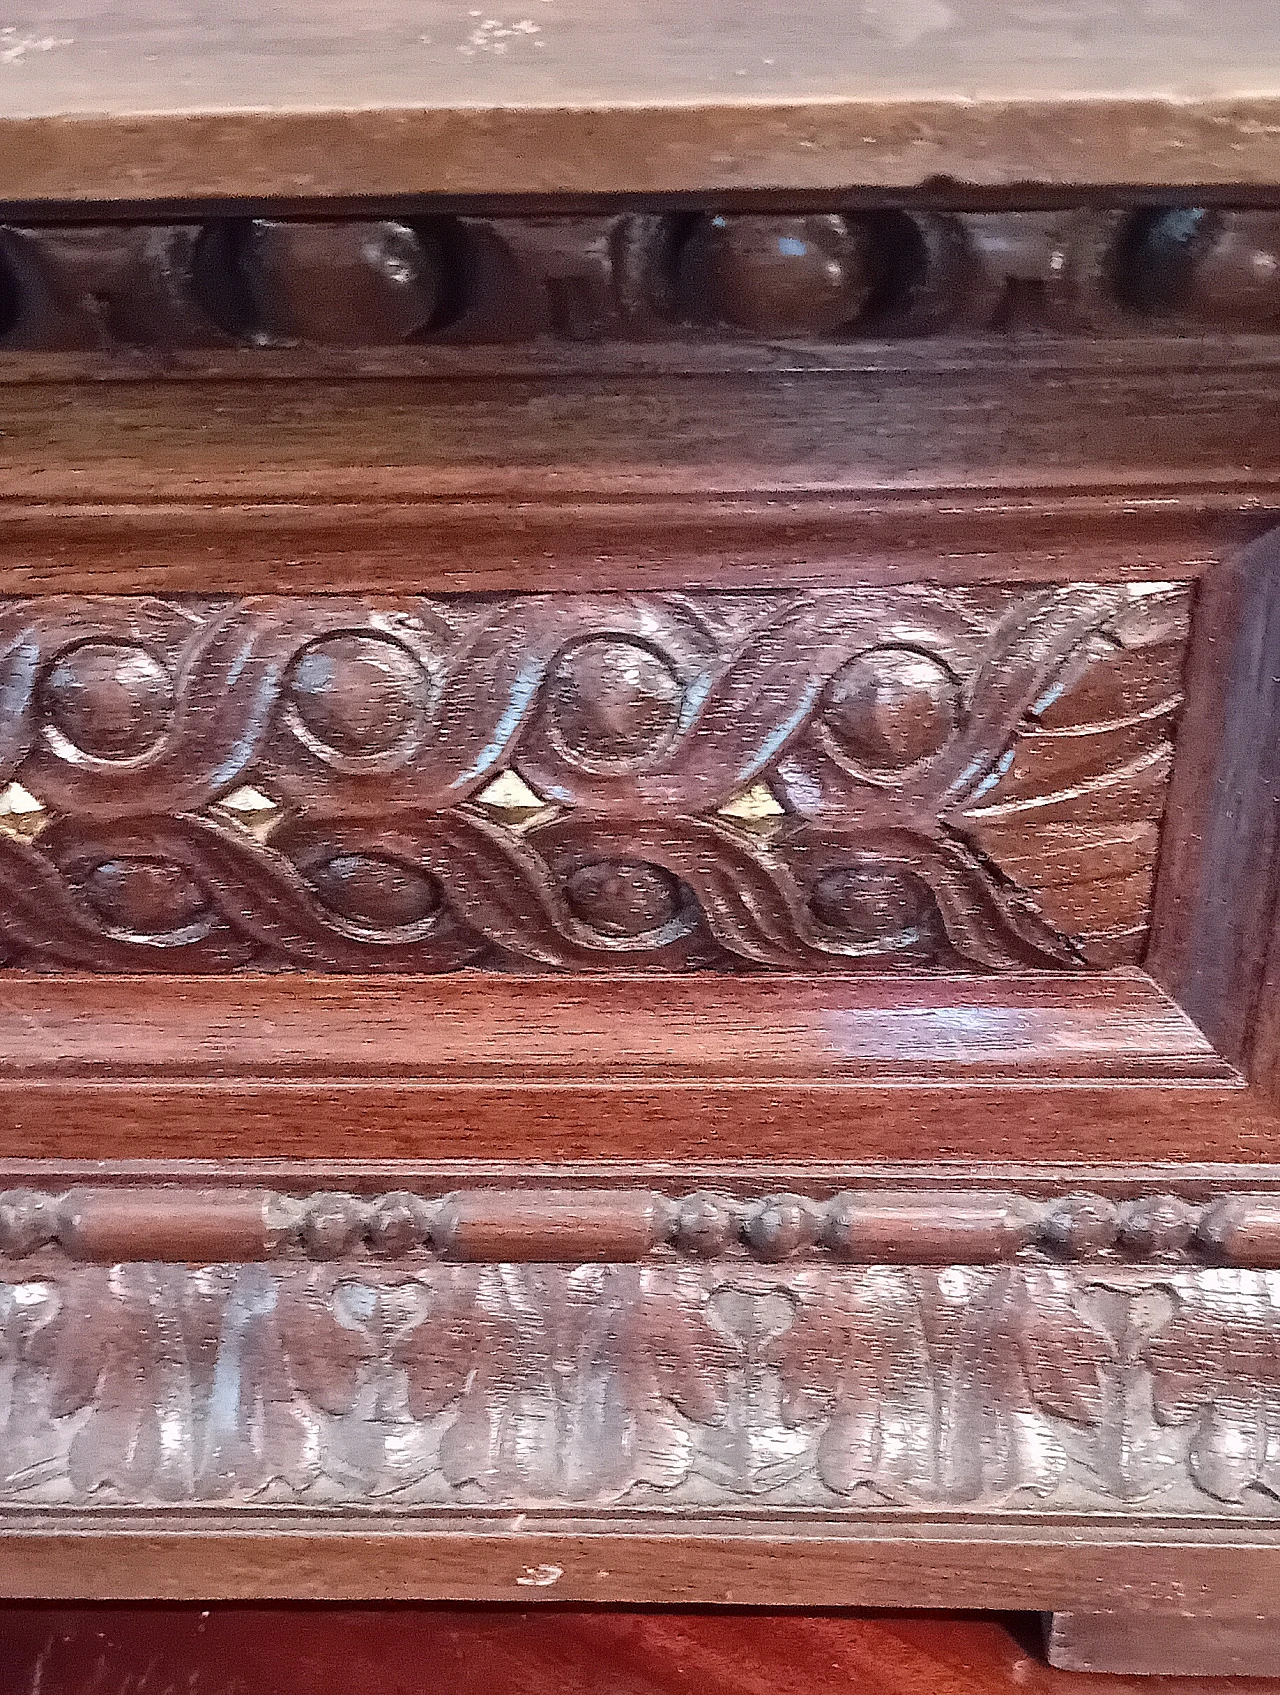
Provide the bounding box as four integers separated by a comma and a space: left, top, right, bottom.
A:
3, 1257, 1280, 1512
0, 585, 1188, 972
1, 207, 1279, 356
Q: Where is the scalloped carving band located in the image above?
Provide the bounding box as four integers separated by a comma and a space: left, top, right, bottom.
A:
3, 207, 1280, 353
0, 585, 1188, 972
3, 1187, 1277, 1267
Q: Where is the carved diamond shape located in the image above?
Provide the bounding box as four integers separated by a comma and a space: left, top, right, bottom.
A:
210, 784, 284, 842
0, 780, 49, 841
717, 781, 786, 832
474, 770, 549, 823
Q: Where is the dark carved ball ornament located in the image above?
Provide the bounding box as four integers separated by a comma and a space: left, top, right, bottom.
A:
41, 641, 175, 762
544, 637, 685, 769
238, 219, 443, 345
808, 859, 939, 956
305, 852, 443, 931
678, 214, 876, 335
78, 855, 210, 939
821, 646, 959, 775
564, 858, 686, 938
286, 632, 431, 763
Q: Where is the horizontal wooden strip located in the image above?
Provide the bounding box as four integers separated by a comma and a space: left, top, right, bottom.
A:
0, 973, 1259, 1163
12, 101, 1280, 204
4, 1182, 1278, 1266
0, 974, 1228, 1082
2, 1520, 1279, 1608
7, 1, 1280, 201
0, 365, 1277, 506
0, 483, 1266, 598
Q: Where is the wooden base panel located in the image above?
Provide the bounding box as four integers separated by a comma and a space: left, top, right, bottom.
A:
1048, 1610, 1280, 1676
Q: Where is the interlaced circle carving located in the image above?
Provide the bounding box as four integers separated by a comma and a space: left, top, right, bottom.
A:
0, 585, 1189, 972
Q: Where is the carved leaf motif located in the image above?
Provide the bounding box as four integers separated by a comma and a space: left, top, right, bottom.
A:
1013, 1267, 1115, 1426
702, 1286, 811, 1496
60, 1265, 224, 1501
557, 1265, 733, 1499
0, 1275, 73, 1491
1144, 1270, 1280, 1503
389, 1265, 732, 1503
769, 1268, 933, 1497
951, 586, 1190, 963
9, 1260, 1280, 1513
196, 1265, 374, 1499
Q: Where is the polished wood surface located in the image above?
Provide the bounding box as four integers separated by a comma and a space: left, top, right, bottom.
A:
0, 972, 1263, 1162
7, 2, 1280, 199
1150, 528, 1280, 1106
6, 210, 1280, 360
3, 1608, 1268, 1695
7, 1177, 1280, 1519
0, 191, 1278, 1662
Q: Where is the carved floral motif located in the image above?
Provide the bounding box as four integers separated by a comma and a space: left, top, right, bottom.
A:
0, 585, 1189, 972
1, 1261, 1277, 1513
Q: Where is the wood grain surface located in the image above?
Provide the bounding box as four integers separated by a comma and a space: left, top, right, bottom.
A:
0, 971, 1261, 1162
1150, 530, 1280, 1105
9, 1179, 1279, 1265
0, 1607, 1250, 1695
7, 1521, 1280, 1608
6, 1254, 1280, 1514
6, 2, 1280, 198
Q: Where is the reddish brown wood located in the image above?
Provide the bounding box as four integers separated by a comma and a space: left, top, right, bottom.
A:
0, 1607, 1237, 1695
51, 1187, 274, 1264
0, 486, 1256, 601
0, 584, 1186, 973
5, 1249, 1280, 1515
3, 1179, 1276, 1266
1148, 531, 1280, 1101
6, 1523, 1280, 1608
0, 201, 1275, 1662
7, 209, 1280, 357
0, 973, 1259, 1163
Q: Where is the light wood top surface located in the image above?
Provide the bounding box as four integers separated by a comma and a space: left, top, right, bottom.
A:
4, 1, 1280, 200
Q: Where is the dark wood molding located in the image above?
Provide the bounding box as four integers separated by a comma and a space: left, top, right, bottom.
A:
3, 208, 1280, 357
5, 49, 1280, 1644
0, 972, 1263, 1164
1149, 529, 1280, 1102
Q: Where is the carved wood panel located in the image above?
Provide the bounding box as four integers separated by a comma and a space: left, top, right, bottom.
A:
0, 585, 1189, 972
2, 1256, 1277, 1513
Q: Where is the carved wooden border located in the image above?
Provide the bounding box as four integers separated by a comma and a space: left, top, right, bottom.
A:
0, 585, 1187, 974
3, 1184, 1280, 1268
0, 205, 1276, 1621
2, 208, 1280, 359
5, 1248, 1280, 1516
